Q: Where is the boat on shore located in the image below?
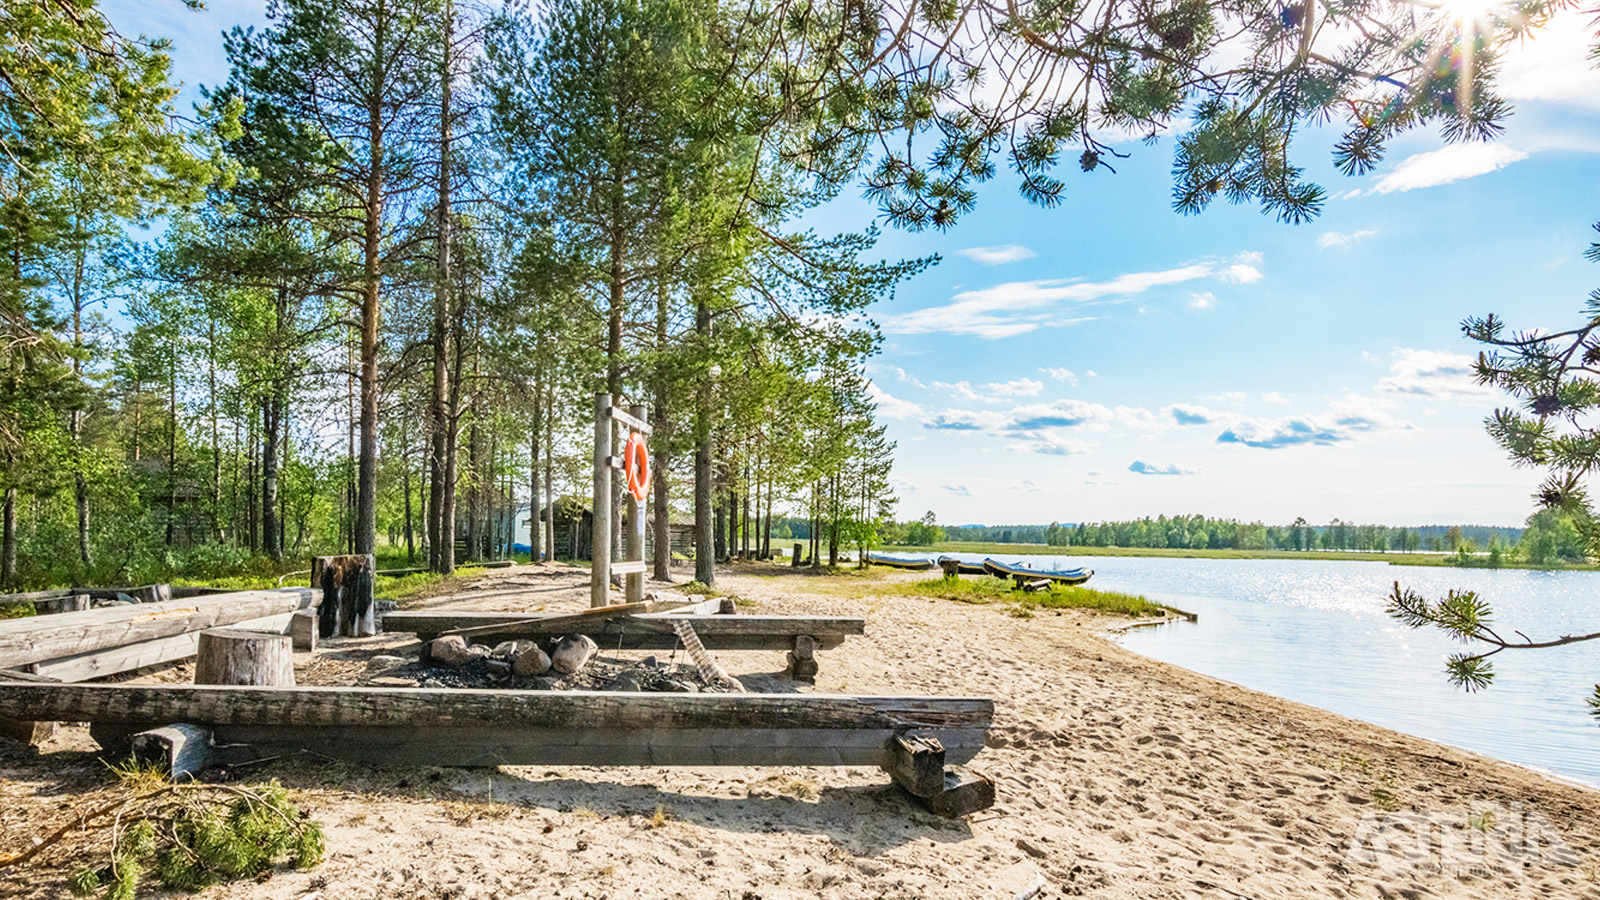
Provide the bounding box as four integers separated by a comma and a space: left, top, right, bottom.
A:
937, 556, 987, 576
982, 558, 1093, 585
867, 553, 937, 571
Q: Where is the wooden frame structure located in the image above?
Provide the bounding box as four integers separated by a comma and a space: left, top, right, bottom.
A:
593, 393, 650, 608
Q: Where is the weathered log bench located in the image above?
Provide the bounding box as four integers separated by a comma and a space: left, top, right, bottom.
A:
0, 681, 995, 817
0, 588, 316, 682
383, 611, 864, 682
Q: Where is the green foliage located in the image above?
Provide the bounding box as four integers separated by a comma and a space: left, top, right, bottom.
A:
66, 779, 323, 900
0, 601, 35, 618
887, 575, 1167, 617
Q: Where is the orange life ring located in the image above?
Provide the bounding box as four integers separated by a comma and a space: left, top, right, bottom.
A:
624, 431, 651, 502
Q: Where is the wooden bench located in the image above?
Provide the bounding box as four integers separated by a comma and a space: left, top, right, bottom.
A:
0, 681, 995, 816
383, 612, 864, 682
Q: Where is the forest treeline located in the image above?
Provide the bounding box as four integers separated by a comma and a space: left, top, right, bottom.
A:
1, 0, 1543, 589
887, 516, 1535, 555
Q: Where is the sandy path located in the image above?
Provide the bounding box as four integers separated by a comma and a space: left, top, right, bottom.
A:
2, 562, 1597, 899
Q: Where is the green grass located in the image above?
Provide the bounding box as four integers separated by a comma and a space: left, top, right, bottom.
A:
886, 575, 1169, 618
890, 541, 1600, 570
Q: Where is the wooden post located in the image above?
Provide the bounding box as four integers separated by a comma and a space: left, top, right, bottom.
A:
787, 634, 819, 683
128, 584, 172, 604
289, 609, 317, 652
791, 542, 802, 567
938, 559, 960, 579
625, 402, 647, 604
312, 554, 376, 638
131, 724, 213, 781
0, 668, 58, 746
194, 628, 296, 686
591, 392, 612, 608
885, 733, 946, 797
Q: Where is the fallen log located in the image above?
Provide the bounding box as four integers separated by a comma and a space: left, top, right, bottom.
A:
0, 683, 993, 768
0, 589, 313, 671
0, 669, 59, 746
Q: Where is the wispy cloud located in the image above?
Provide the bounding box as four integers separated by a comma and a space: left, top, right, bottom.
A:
1371, 143, 1528, 194
929, 378, 1045, 403
957, 244, 1037, 265
1128, 460, 1202, 476
1318, 229, 1379, 249
1377, 347, 1493, 400
924, 398, 1129, 456
1019, 479, 1042, 493
882, 258, 1262, 339
1039, 367, 1077, 385
1188, 291, 1215, 310
1261, 392, 1290, 405
942, 484, 973, 496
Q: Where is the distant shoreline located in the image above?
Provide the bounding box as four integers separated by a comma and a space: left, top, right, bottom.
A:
888, 541, 1600, 571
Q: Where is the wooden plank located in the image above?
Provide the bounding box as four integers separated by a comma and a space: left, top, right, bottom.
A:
395, 613, 862, 651
636, 596, 721, 617
0, 589, 70, 604
0, 683, 993, 735
611, 559, 646, 576
26, 612, 296, 683
207, 724, 986, 768
438, 601, 652, 642
0, 589, 313, 670
607, 406, 653, 435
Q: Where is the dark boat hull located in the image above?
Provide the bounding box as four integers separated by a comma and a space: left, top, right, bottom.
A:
981, 558, 1093, 586
937, 556, 987, 576
869, 554, 936, 571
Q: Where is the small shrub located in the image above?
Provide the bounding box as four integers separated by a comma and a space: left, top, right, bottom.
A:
0, 601, 36, 619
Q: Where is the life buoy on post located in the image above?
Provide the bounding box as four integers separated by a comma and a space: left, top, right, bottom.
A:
624, 431, 651, 502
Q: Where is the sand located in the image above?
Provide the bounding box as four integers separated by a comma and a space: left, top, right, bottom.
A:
2, 560, 1597, 899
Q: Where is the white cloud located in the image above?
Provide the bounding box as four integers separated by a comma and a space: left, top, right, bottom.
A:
1217, 263, 1262, 284
1188, 291, 1215, 310
1040, 367, 1077, 385
1318, 229, 1379, 249
1164, 403, 1221, 425
1216, 397, 1411, 450
1376, 347, 1493, 400
1085, 370, 1098, 377
1499, 10, 1600, 112
1128, 460, 1202, 476
866, 382, 925, 420
893, 367, 926, 388
929, 378, 1045, 403
1115, 405, 1164, 430
1372, 143, 1529, 194
1261, 392, 1290, 405
942, 484, 973, 496
1207, 391, 1248, 404
1019, 480, 1042, 493
1006, 431, 1093, 456
986, 378, 1044, 398
957, 244, 1037, 265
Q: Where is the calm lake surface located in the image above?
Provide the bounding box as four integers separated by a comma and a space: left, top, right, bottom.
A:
947, 553, 1600, 787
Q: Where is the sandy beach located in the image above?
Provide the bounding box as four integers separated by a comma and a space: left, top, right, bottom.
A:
2, 561, 1597, 899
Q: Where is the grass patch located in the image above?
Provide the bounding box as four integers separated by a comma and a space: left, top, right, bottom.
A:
885, 575, 1168, 617
381, 567, 487, 606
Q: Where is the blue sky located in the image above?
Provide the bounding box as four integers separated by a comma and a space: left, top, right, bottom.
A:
111, 2, 1600, 527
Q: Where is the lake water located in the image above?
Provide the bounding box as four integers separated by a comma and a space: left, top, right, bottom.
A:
945, 553, 1600, 788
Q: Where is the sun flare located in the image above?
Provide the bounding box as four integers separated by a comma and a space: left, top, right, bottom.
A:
1433, 0, 1505, 24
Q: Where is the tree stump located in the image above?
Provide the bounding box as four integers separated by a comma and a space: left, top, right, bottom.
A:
131, 724, 213, 781
194, 628, 296, 687
289, 609, 318, 652
312, 554, 377, 638
791, 543, 803, 568
938, 559, 961, 579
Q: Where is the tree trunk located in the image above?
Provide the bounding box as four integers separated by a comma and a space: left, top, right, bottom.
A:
430, 0, 454, 573
261, 396, 281, 562
528, 425, 539, 561
403, 422, 415, 561
693, 298, 714, 587
165, 350, 177, 547
70, 250, 91, 567
1, 484, 15, 590
543, 389, 554, 562
651, 271, 670, 580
